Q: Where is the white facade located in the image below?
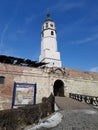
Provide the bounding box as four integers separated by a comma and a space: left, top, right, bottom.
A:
39, 14, 62, 67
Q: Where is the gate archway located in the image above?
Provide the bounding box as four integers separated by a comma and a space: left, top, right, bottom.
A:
53, 80, 65, 97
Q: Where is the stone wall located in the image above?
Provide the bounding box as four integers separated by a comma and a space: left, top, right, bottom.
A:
0, 63, 51, 110
46, 67, 98, 97
0, 63, 98, 110
66, 78, 98, 96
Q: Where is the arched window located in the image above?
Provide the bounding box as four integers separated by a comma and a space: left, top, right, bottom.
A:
51, 31, 54, 35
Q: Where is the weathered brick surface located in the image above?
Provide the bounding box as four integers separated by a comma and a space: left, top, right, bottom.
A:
0, 63, 98, 110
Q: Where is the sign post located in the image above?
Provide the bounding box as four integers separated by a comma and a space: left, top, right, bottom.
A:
12, 82, 36, 108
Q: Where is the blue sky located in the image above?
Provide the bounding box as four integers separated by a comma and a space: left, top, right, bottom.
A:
0, 0, 98, 72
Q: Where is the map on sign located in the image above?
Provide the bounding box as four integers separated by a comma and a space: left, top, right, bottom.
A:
12, 82, 36, 108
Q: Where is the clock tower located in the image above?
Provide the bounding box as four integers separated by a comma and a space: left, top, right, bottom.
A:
39, 13, 62, 67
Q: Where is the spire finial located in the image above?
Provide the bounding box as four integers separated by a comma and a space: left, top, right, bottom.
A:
45, 9, 53, 22
47, 9, 50, 19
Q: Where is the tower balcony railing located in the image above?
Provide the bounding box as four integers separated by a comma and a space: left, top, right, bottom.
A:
69, 93, 98, 106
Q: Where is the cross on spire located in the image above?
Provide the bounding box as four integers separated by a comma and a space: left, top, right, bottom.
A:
46, 9, 51, 20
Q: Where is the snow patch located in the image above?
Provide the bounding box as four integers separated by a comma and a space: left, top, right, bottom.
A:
28, 112, 63, 130
72, 109, 98, 115
55, 103, 59, 111
84, 110, 97, 115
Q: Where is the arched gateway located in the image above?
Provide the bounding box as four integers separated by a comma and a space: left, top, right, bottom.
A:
53, 80, 65, 97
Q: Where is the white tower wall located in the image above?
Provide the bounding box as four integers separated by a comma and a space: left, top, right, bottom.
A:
39, 14, 62, 67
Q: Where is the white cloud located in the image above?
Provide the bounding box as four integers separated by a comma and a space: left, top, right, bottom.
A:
25, 14, 38, 24
0, 25, 9, 54
7, 29, 25, 42
60, 33, 98, 48
64, 2, 84, 11
7, 33, 18, 42
2, 48, 14, 56
90, 67, 98, 72
50, 2, 84, 12
0, 25, 15, 56
70, 33, 98, 45
0, 42, 3, 48
0, 25, 8, 46
16, 30, 25, 34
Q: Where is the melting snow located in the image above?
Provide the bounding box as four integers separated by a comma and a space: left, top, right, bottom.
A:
28, 112, 63, 130
84, 109, 98, 115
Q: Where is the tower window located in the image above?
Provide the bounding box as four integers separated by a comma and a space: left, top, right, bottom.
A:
0, 76, 5, 84
46, 23, 48, 29
51, 31, 54, 35
50, 24, 53, 27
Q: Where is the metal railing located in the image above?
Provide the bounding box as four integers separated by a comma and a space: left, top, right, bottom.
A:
69, 93, 98, 106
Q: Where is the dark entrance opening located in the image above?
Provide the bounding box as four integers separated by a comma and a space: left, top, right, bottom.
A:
53, 80, 65, 97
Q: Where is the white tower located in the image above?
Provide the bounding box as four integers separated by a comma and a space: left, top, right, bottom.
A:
39, 13, 62, 67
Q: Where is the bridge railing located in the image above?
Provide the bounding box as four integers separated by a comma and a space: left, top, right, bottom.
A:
69, 93, 98, 106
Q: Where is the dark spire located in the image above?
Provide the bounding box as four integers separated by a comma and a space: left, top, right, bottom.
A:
44, 11, 53, 22
47, 13, 50, 19
46, 8, 50, 19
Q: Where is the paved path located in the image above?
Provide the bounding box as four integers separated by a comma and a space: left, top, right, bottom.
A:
50, 97, 98, 130
28, 97, 98, 130
55, 96, 93, 110
50, 109, 98, 130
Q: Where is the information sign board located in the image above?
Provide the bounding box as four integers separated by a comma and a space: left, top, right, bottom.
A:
12, 82, 36, 108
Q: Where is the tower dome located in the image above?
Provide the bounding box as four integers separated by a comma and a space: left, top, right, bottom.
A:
39, 14, 62, 67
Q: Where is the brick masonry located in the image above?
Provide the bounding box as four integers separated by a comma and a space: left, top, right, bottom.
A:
0, 63, 98, 110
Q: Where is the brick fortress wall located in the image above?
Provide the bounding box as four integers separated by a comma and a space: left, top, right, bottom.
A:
0, 63, 98, 110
